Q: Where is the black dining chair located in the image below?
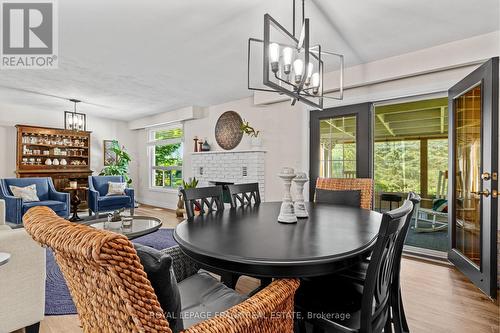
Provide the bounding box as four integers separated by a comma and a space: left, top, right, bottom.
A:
337, 192, 420, 333
227, 183, 261, 208
180, 185, 242, 288
181, 186, 225, 219
295, 199, 414, 333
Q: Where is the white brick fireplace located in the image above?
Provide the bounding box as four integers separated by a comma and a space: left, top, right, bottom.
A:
191, 150, 266, 200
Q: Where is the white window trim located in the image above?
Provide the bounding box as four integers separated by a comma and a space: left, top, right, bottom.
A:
148, 124, 184, 191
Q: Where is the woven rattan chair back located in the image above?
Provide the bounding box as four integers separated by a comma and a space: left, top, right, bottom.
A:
22, 206, 171, 333
315, 177, 374, 209
227, 183, 261, 208
360, 200, 413, 333
181, 186, 224, 219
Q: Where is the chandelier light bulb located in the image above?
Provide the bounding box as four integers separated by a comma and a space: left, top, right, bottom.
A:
311, 72, 320, 94
269, 43, 280, 73
293, 59, 304, 84
282, 47, 293, 74
305, 62, 314, 85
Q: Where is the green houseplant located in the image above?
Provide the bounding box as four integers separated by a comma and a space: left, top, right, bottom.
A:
100, 140, 132, 185
240, 119, 262, 149
176, 177, 199, 217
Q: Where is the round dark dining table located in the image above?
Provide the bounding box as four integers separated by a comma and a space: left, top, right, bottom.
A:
174, 202, 382, 278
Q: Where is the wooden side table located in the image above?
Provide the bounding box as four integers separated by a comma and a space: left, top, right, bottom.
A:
63, 187, 88, 222
0, 252, 11, 266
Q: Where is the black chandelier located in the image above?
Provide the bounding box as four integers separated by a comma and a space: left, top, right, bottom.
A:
64, 99, 86, 131
248, 0, 344, 109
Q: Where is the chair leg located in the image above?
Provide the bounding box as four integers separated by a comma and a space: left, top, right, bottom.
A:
25, 322, 40, 333
130, 207, 135, 216
399, 292, 409, 333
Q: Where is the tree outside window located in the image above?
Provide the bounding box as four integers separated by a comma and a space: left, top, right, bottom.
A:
150, 126, 183, 189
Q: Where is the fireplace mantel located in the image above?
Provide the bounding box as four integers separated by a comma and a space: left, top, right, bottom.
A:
191, 150, 266, 200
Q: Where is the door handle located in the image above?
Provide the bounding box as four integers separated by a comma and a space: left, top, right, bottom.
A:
472, 189, 490, 197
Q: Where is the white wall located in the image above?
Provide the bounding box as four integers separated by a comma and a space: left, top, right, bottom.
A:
0, 105, 137, 183
133, 98, 309, 208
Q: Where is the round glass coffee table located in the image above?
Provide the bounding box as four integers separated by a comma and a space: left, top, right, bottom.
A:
0, 252, 10, 266
84, 216, 162, 239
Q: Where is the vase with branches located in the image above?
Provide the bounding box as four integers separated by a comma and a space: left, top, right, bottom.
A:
240, 119, 262, 149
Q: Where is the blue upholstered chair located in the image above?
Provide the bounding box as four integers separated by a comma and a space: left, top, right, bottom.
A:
88, 175, 134, 218
0, 177, 70, 224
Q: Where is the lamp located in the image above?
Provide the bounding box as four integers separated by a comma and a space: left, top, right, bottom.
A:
64, 99, 86, 131
247, 0, 344, 109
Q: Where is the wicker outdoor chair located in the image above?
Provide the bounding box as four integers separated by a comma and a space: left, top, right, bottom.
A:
315, 177, 374, 210
23, 206, 300, 333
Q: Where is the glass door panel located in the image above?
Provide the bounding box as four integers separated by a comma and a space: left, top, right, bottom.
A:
319, 116, 357, 178
448, 57, 498, 298
454, 85, 482, 267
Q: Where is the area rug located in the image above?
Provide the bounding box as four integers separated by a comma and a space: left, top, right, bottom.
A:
45, 228, 176, 315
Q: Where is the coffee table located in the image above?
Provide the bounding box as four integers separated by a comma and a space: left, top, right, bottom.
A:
84, 216, 162, 239
0, 252, 11, 266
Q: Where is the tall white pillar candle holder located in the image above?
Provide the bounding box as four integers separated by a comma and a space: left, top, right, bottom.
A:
293, 172, 309, 218
277, 167, 297, 223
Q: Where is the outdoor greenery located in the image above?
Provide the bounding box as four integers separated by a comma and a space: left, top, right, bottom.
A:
152, 127, 184, 188
100, 140, 132, 185
374, 140, 420, 194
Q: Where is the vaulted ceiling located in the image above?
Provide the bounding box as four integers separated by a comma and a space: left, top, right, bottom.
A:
0, 0, 498, 121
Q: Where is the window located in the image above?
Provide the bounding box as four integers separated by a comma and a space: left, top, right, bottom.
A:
149, 125, 183, 189
319, 115, 357, 178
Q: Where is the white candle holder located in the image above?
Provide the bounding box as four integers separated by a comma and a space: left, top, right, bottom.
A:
278, 167, 297, 223
293, 172, 309, 218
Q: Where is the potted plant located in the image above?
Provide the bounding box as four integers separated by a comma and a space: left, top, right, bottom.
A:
100, 141, 132, 185
178, 178, 200, 215
240, 119, 262, 149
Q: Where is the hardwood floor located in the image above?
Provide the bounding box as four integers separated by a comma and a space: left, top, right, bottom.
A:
20, 204, 500, 333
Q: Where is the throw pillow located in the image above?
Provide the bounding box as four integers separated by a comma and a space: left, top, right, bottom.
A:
432, 198, 448, 213
9, 184, 40, 202
134, 244, 183, 332
315, 189, 361, 208
106, 182, 126, 196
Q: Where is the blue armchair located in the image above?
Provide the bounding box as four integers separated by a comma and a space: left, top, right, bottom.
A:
0, 177, 70, 224
88, 175, 134, 218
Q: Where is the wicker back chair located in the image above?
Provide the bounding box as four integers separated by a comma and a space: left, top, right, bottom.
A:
315, 177, 374, 210
23, 206, 300, 333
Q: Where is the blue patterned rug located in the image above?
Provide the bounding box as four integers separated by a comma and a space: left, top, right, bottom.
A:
45, 228, 176, 315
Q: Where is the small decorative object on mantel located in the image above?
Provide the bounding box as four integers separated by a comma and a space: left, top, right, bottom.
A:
215, 111, 244, 150
69, 181, 78, 189
201, 138, 211, 152
293, 172, 309, 218
240, 119, 262, 150
277, 167, 297, 223
193, 136, 199, 152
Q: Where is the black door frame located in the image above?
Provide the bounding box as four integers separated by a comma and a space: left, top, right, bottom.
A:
309, 103, 373, 200
448, 57, 498, 298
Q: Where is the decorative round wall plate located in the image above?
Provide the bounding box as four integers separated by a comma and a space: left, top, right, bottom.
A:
215, 111, 243, 150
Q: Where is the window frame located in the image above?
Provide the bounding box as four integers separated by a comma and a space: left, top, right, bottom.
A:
148, 124, 184, 192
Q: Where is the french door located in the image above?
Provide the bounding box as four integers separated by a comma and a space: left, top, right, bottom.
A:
309, 103, 372, 199
448, 57, 498, 298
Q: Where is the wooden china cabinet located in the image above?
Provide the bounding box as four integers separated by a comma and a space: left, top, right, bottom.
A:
15, 125, 93, 208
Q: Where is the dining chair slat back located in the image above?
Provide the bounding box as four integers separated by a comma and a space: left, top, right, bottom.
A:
315, 178, 374, 209
361, 199, 414, 332
181, 186, 224, 219
227, 183, 261, 208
